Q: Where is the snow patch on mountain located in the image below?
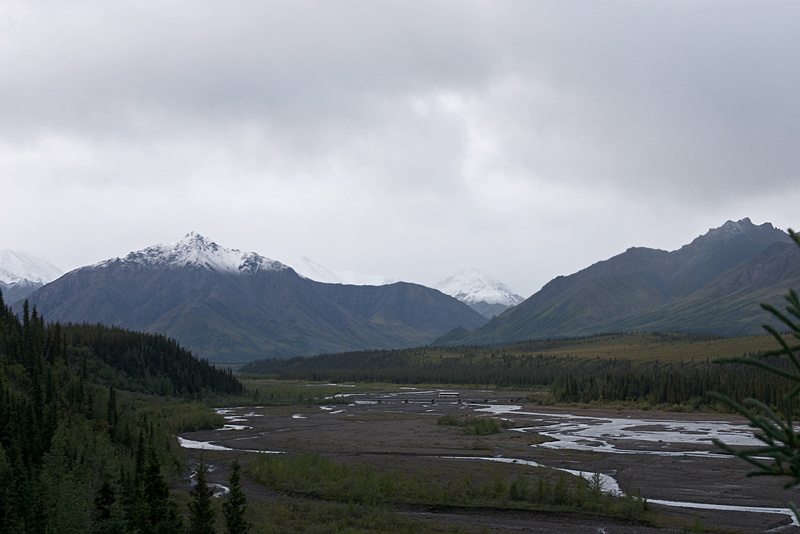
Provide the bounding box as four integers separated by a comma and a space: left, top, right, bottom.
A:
435, 268, 524, 307
0, 250, 63, 285
94, 232, 287, 274
291, 257, 396, 286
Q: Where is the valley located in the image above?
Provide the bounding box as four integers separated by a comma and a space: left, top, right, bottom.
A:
3, 222, 800, 532
181, 385, 799, 533
8, 218, 799, 365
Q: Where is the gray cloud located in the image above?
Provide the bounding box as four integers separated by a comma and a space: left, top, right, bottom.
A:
1, 1, 799, 297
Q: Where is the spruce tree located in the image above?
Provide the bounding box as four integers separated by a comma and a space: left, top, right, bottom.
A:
222, 459, 250, 534
711, 229, 800, 522
188, 459, 216, 534
144, 441, 183, 534
107, 386, 118, 438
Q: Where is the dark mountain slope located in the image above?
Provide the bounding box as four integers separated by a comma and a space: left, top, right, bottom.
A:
315, 281, 486, 333
20, 234, 486, 363
610, 240, 800, 336
664, 218, 792, 296
438, 219, 795, 345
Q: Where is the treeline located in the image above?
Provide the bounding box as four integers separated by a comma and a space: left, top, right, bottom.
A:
241, 348, 590, 387
0, 291, 243, 533
2, 300, 242, 398
549, 358, 791, 408
61, 322, 243, 396
240, 341, 791, 409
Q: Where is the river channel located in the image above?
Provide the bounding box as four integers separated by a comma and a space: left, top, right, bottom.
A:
180, 387, 800, 533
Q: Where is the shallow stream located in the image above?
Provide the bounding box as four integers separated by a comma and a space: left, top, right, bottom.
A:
180, 393, 799, 528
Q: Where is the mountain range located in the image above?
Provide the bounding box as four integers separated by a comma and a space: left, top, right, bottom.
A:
15, 233, 487, 364
436, 218, 800, 346
290, 258, 525, 318
5, 217, 799, 363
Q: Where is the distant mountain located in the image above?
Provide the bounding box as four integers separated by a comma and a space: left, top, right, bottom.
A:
291, 257, 396, 286
435, 268, 525, 318
19, 233, 486, 364
436, 218, 798, 345
0, 250, 63, 303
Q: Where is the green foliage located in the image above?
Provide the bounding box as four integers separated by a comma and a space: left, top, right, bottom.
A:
249, 452, 649, 521
61, 322, 243, 396
0, 292, 234, 533
239, 333, 773, 401
437, 414, 509, 435
189, 459, 217, 534
218, 381, 355, 408
223, 459, 250, 534
710, 230, 800, 521
243, 499, 476, 534
548, 358, 790, 410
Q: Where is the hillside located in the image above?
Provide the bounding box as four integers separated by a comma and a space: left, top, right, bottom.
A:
0, 292, 241, 532
436, 219, 798, 345
19, 233, 486, 364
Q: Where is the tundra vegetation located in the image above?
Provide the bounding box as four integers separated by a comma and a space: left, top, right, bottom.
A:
248, 451, 648, 519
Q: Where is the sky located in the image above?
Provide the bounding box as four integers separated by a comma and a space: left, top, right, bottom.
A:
2, 1, 799, 298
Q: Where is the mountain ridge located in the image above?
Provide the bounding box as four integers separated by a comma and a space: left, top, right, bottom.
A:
435, 218, 797, 345
94, 231, 288, 274
17, 234, 486, 364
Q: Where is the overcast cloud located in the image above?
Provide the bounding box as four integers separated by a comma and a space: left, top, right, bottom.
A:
2, 1, 799, 297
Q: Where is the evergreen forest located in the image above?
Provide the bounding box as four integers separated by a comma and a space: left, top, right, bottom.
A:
0, 290, 242, 533
241, 332, 788, 411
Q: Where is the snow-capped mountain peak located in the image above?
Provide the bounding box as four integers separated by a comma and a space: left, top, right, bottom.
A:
96, 233, 287, 274
0, 250, 63, 285
292, 257, 346, 284
291, 257, 396, 286
435, 268, 524, 307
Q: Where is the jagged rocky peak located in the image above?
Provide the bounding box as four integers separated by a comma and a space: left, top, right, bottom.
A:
97, 232, 287, 274
696, 218, 786, 243
435, 267, 524, 306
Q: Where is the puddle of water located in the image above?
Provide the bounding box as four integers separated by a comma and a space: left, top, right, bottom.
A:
178, 437, 282, 455
211, 483, 230, 498
220, 424, 251, 431
381, 390, 437, 397
179, 437, 236, 451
